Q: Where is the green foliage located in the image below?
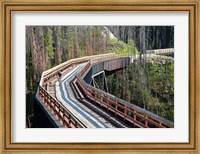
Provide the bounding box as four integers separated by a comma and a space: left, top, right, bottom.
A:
67, 32, 73, 58
60, 29, 65, 45
44, 27, 55, 59
107, 38, 140, 55
106, 62, 174, 121
57, 57, 62, 64
26, 93, 34, 115
159, 102, 174, 121
110, 37, 119, 43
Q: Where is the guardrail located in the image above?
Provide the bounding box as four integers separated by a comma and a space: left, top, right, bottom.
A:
37, 58, 91, 128
146, 48, 174, 55
37, 52, 174, 128
40, 53, 116, 87
75, 58, 174, 128
42, 59, 88, 87
37, 53, 115, 128
38, 86, 86, 128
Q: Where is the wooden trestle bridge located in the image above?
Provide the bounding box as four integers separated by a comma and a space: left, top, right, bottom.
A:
35, 48, 174, 128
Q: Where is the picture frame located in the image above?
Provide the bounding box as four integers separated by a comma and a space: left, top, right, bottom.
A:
0, 0, 199, 153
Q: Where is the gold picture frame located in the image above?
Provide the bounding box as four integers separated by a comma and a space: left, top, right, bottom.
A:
0, 0, 199, 153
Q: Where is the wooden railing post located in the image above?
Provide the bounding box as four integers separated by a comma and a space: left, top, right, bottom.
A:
133, 110, 136, 128
68, 115, 72, 128
115, 102, 118, 118
58, 107, 61, 123
63, 113, 67, 127
124, 106, 127, 122
100, 96, 103, 107
49, 99, 53, 112
159, 121, 162, 128
53, 105, 57, 117
145, 115, 148, 127
44, 92, 47, 106
94, 91, 97, 102
107, 97, 110, 111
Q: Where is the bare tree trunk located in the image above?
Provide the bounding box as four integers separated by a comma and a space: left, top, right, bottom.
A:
74, 27, 80, 58
93, 27, 96, 55
54, 26, 62, 64
37, 27, 45, 74
29, 27, 38, 80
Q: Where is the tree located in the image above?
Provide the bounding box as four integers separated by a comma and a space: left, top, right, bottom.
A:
53, 26, 62, 64
44, 27, 54, 68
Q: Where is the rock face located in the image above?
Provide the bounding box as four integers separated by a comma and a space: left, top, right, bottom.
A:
102, 27, 117, 40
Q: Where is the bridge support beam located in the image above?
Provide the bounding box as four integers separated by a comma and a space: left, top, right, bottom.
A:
91, 70, 108, 93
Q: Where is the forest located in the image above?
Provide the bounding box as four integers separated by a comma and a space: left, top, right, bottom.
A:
26, 26, 174, 126
106, 62, 174, 121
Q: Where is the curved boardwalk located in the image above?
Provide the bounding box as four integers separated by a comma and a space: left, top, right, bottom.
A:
37, 52, 174, 128
55, 64, 115, 128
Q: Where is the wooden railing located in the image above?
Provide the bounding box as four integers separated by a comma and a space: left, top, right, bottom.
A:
41, 53, 116, 86
37, 58, 91, 128
37, 53, 115, 128
74, 59, 174, 128
37, 53, 174, 128
38, 86, 86, 128
42, 59, 89, 86
78, 61, 91, 77
146, 48, 174, 55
